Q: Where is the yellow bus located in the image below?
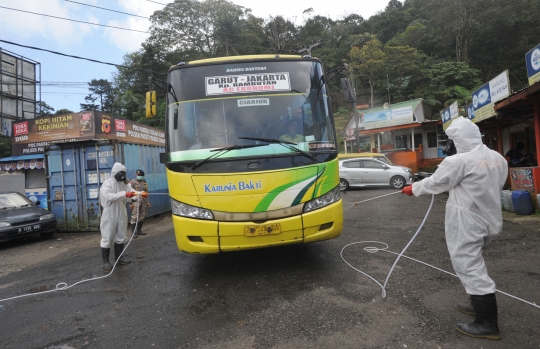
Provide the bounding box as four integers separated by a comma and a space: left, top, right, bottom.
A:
152, 55, 343, 253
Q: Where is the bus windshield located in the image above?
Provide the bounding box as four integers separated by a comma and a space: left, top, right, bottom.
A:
167, 60, 336, 161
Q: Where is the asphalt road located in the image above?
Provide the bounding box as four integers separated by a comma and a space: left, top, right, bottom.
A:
1, 188, 539, 349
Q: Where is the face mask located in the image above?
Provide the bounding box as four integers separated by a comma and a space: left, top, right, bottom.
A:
137, 176, 143, 180
114, 171, 127, 182
442, 138, 457, 156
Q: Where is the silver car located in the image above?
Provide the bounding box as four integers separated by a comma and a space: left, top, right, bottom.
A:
339, 157, 414, 191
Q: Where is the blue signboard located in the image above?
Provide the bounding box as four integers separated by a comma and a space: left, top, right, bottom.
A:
467, 104, 475, 120
525, 43, 540, 85
472, 82, 491, 111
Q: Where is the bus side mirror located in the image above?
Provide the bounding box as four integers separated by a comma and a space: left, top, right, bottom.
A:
146, 91, 157, 119
159, 153, 167, 164
340, 78, 356, 104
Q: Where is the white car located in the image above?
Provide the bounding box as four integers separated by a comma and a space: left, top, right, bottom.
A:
339, 157, 414, 191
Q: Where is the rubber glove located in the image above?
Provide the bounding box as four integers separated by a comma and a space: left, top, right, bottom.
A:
141, 192, 149, 198
126, 191, 135, 198
401, 185, 413, 196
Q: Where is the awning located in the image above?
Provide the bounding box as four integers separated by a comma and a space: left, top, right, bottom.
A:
0, 154, 44, 162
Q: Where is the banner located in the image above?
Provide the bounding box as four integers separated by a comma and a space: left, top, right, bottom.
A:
471, 70, 510, 123
205, 73, 291, 96
441, 101, 459, 130
94, 113, 166, 146
363, 105, 413, 130
525, 43, 540, 86
12, 111, 165, 155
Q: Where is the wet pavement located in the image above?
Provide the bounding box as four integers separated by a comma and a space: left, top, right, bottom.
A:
0, 188, 539, 349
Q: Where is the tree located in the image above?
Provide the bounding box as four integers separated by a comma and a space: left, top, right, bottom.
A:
36, 101, 54, 117
264, 16, 298, 53
350, 35, 387, 108
147, 0, 264, 58
55, 108, 74, 115
80, 79, 115, 112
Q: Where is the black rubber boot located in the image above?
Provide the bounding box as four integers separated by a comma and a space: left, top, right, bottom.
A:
101, 248, 113, 271
455, 293, 501, 340
457, 296, 475, 315
137, 221, 146, 235
114, 243, 131, 265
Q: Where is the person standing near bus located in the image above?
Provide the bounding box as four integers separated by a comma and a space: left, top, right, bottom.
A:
130, 169, 150, 238
100, 163, 138, 270
401, 117, 507, 340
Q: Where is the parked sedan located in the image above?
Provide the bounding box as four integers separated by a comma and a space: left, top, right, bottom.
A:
339, 157, 414, 191
0, 191, 57, 243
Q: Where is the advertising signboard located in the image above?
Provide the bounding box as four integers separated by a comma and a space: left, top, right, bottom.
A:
363, 106, 414, 130
471, 70, 510, 123
12, 111, 166, 155
467, 103, 475, 121
525, 43, 540, 86
441, 101, 459, 130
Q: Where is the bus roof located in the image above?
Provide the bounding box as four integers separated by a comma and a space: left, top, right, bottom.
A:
169, 55, 317, 71
188, 55, 303, 65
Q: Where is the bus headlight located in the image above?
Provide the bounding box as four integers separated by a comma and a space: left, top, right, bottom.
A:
303, 186, 340, 213
171, 199, 214, 220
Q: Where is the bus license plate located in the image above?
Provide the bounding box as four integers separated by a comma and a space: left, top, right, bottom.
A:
244, 223, 281, 236
18, 224, 40, 233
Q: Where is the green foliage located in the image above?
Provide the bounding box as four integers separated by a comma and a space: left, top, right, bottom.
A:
0, 137, 12, 158
36, 101, 54, 117
80, 79, 115, 113
54, 109, 74, 115
86, 0, 540, 132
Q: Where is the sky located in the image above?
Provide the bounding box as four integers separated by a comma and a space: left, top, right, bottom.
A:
0, 0, 391, 114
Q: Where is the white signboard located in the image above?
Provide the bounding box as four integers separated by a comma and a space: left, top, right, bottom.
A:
488, 71, 510, 103
205, 73, 291, 96
237, 98, 270, 107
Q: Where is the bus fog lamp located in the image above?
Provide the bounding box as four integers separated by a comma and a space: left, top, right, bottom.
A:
303, 186, 340, 212
171, 199, 214, 220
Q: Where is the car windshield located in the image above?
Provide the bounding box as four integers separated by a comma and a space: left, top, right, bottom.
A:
0, 192, 33, 209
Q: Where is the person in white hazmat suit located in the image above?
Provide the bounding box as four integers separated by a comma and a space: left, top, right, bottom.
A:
401, 117, 507, 340
99, 162, 140, 271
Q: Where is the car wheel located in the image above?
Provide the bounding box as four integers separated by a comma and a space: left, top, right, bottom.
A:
339, 178, 349, 191
40, 232, 55, 239
390, 176, 406, 189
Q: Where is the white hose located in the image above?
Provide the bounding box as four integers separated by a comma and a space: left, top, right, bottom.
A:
0, 201, 142, 303
342, 193, 540, 309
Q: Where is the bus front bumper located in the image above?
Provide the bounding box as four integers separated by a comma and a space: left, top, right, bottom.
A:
172, 200, 343, 254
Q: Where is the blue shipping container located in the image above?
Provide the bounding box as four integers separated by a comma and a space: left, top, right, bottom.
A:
46, 140, 170, 231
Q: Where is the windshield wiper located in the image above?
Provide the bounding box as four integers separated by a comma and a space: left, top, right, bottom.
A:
1, 206, 16, 210
191, 143, 269, 170
19, 204, 31, 207
238, 137, 318, 162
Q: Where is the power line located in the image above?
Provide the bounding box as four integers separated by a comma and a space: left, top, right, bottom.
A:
0, 39, 167, 75
146, 0, 168, 5
0, 5, 149, 34
64, 0, 150, 19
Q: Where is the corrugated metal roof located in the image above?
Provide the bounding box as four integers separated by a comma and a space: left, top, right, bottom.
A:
0, 154, 44, 162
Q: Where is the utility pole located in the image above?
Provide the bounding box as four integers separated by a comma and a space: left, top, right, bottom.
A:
296, 40, 321, 56
345, 63, 362, 153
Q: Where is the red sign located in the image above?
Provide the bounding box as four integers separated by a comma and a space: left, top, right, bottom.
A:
14, 121, 28, 136
115, 119, 126, 131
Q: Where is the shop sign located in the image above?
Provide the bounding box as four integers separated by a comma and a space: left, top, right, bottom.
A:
525, 43, 540, 86
12, 112, 166, 155
470, 70, 510, 124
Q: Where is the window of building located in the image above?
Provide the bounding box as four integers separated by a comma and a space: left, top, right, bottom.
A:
427, 132, 437, 148
395, 135, 407, 149
414, 133, 423, 148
